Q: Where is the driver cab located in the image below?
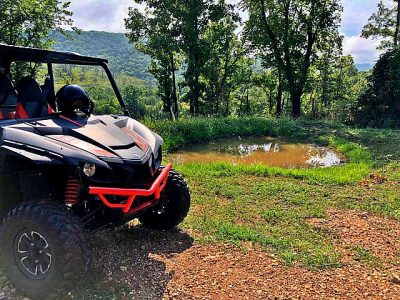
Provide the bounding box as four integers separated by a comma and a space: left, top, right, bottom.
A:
0, 70, 54, 121
0, 44, 130, 120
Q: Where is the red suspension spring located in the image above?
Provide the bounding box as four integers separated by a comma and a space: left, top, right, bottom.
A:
65, 177, 80, 205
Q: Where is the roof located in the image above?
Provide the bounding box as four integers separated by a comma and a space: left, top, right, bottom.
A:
0, 44, 108, 65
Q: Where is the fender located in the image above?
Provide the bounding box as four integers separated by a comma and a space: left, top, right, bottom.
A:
0, 143, 64, 165
1, 127, 112, 169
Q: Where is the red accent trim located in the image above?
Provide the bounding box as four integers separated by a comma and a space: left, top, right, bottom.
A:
122, 127, 149, 152
15, 103, 29, 119
0, 111, 3, 119
89, 163, 172, 213
59, 115, 83, 127
48, 105, 54, 114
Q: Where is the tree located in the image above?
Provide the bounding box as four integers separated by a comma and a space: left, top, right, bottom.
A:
329, 56, 366, 122
0, 0, 75, 47
0, 0, 75, 78
172, 0, 215, 116
361, 1, 400, 50
125, 0, 180, 119
122, 85, 147, 119
200, 3, 250, 116
355, 49, 400, 128
243, 0, 342, 117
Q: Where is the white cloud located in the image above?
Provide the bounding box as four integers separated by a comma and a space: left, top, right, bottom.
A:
343, 36, 382, 63
66, 0, 388, 63
68, 0, 136, 32
340, 0, 394, 64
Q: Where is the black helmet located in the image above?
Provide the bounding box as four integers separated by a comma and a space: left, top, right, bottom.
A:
56, 85, 94, 116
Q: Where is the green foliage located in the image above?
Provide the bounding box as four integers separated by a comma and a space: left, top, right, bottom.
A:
243, 0, 343, 117
304, 55, 368, 122
125, 1, 250, 118
0, 0, 75, 78
51, 31, 152, 81
53, 65, 161, 118
355, 49, 400, 128
201, 10, 252, 116
0, 0, 74, 46
361, 0, 400, 50
125, 1, 180, 118
123, 85, 150, 120
146, 117, 305, 151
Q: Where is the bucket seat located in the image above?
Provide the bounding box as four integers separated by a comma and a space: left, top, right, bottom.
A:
0, 73, 17, 119
15, 77, 49, 119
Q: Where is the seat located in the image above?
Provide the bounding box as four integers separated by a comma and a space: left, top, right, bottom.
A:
15, 77, 49, 119
0, 73, 18, 119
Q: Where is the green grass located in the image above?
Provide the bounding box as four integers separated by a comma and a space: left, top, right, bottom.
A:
146, 117, 306, 151
352, 246, 382, 267
150, 117, 400, 269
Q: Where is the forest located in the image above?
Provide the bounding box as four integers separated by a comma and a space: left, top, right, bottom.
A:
1, 0, 400, 128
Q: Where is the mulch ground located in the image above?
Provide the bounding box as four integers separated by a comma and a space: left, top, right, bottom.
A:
1, 210, 400, 300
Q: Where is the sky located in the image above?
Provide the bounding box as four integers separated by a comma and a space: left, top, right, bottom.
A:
67, 0, 387, 64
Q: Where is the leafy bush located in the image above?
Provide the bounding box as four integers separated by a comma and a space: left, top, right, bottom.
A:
355, 49, 400, 128
145, 117, 306, 151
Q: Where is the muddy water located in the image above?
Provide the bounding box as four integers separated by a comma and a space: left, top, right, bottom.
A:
168, 137, 344, 168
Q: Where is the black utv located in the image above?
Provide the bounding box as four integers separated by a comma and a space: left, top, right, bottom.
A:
0, 44, 190, 299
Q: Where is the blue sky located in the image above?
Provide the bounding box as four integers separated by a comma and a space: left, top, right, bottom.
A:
68, 0, 387, 64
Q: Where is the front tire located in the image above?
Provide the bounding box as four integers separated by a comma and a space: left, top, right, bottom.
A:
0, 202, 91, 299
139, 168, 190, 230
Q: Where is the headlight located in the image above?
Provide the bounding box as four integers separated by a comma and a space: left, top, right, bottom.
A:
83, 163, 96, 177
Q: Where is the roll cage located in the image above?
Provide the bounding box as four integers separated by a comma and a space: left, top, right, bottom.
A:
0, 44, 130, 117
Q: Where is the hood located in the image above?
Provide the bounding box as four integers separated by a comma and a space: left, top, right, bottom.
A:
0, 114, 163, 167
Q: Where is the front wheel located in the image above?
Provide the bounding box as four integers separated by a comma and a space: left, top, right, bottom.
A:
139, 168, 191, 230
0, 202, 92, 299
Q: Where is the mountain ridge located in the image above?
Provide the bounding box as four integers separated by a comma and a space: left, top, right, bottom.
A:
50, 30, 152, 80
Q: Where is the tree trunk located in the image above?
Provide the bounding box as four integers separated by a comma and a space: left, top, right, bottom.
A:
311, 93, 316, 118
268, 91, 273, 114
290, 87, 302, 118
276, 71, 283, 116
170, 53, 178, 120
193, 16, 201, 116
246, 87, 250, 115
395, 0, 400, 48
225, 96, 230, 117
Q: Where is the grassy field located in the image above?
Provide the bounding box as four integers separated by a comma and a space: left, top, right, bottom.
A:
148, 117, 400, 269
1, 117, 400, 299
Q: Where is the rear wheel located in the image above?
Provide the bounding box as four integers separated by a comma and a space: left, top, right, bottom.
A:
0, 202, 91, 299
139, 168, 190, 230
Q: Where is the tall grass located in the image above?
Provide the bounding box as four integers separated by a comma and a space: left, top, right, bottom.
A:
145, 117, 307, 151
147, 117, 374, 184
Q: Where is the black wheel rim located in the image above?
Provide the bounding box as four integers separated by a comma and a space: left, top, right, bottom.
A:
13, 230, 52, 280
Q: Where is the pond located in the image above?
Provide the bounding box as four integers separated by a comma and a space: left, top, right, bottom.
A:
167, 137, 344, 168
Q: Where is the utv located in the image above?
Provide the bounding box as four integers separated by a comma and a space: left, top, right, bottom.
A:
0, 44, 190, 299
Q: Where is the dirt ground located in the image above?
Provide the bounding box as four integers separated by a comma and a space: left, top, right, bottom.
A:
1, 210, 400, 300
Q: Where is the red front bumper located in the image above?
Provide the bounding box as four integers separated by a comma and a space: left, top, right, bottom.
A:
88, 163, 172, 213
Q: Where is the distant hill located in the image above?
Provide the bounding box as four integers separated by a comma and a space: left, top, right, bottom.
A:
51, 31, 152, 81
355, 63, 374, 72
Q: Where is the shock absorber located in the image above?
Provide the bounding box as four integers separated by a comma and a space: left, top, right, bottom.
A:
65, 176, 80, 205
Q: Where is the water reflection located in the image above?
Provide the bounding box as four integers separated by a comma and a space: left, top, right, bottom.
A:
168, 137, 344, 168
